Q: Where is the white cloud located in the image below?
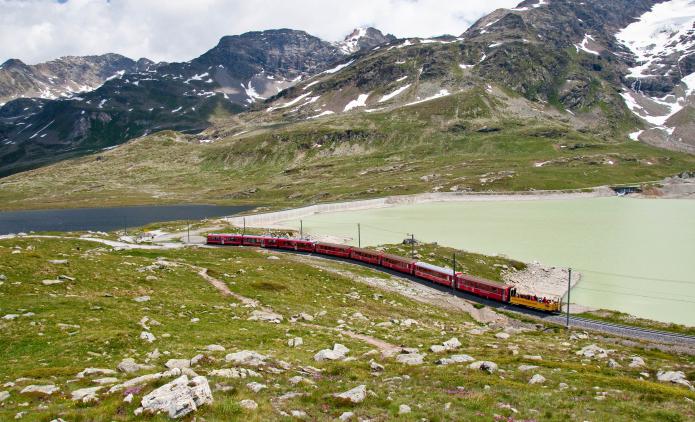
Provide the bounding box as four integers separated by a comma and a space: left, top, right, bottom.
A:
0, 0, 519, 64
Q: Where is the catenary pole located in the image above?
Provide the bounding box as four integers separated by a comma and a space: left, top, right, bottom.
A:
566, 268, 572, 329
358, 223, 361, 248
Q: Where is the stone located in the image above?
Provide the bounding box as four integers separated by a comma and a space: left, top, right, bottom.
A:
0, 274, 6, 281
468, 361, 498, 373
558, 382, 569, 390
190, 354, 204, 366
145, 275, 158, 282
240, 399, 258, 410
576, 344, 610, 359
248, 310, 283, 323
608, 359, 621, 369
524, 355, 543, 361
209, 368, 260, 379
93, 377, 119, 385
267, 255, 280, 260
339, 411, 354, 421
529, 374, 546, 385
0, 391, 10, 402
395, 353, 424, 365
140, 331, 156, 343
134, 296, 151, 303
629, 356, 645, 368
314, 344, 349, 362
401, 319, 418, 327
246, 382, 266, 393
291, 410, 307, 418
399, 404, 412, 414
495, 332, 510, 340
443, 337, 461, 350
20, 384, 59, 395
140, 375, 213, 418
518, 365, 539, 372
436, 354, 475, 366
48, 259, 68, 264
430, 345, 446, 353
289, 376, 305, 385
656, 370, 694, 390
77, 368, 117, 378
41, 279, 64, 286
109, 369, 182, 394
225, 350, 268, 367
369, 361, 385, 372
71, 386, 102, 403
288, 337, 303, 347
205, 344, 225, 352
2, 314, 19, 320
117, 358, 153, 374
165, 359, 191, 370
124, 393, 134, 403
334, 385, 367, 404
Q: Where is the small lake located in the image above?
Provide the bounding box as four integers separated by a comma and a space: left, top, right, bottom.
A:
278, 197, 695, 326
0, 204, 252, 234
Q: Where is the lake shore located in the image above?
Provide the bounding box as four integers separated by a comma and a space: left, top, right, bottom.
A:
226, 187, 616, 228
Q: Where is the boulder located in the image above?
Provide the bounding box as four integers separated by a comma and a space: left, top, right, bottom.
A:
240, 399, 258, 410
369, 361, 385, 372
395, 353, 424, 365
339, 411, 354, 421
436, 354, 475, 366
209, 368, 260, 379
20, 384, 59, 395
0, 391, 10, 402
314, 344, 349, 362
134, 296, 151, 303
518, 365, 539, 372
2, 314, 19, 320
528, 374, 546, 385
442, 337, 461, 350
140, 331, 156, 343
225, 350, 268, 367
656, 370, 694, 390
608, 359, 621, 369
495, 332, 510, 340
77, 367, 118, 378
140, 375, 212, 418
468, 361, 498, 373
246, 382, 266, 393
398, 404, 412, 414
629, 356, 645, 368
288, 337, 303, 348
71, 386, 102, 403
117, 358, 153, 374
165, 359, 191, 370
430, 345, 446, 353
109, 368, 182, 393
41, 279, 65, 286
334, 385, 367, 404
575, 344, 610, 359
93, 377, 119, 385
206, 344, 225, 352
248, 310, 283, 323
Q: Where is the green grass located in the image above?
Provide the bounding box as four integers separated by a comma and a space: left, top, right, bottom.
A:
0, 235, 694, 420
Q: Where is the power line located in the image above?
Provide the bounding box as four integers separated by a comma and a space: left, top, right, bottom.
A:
573, 286, 695, 305
574, 268, 695, 285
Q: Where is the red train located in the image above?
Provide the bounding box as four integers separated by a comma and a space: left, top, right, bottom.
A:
206, 234, 560, 312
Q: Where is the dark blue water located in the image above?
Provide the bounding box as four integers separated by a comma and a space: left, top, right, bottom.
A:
0, 205, 253, 234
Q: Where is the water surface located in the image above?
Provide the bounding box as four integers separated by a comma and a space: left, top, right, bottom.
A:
0, 205, 252, 234
281, 197, 695, 326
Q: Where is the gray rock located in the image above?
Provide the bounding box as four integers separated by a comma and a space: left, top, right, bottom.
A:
205, 344, 225, 352
140, 375, 213, 418
369, 360, 385, 372
20, 384, 59, 395
48, 259, 68, 264
248, 310, 283, 323
246, 382, 266, 393
0, 391, 10, 402
0, 274, 6, 281
117, 358, 153, 374
528, 374, 546, 385
288, 337, 303, 347
495, 332, 510, 340
443, 337, 461, 350
436, 354, 475, 366
334, 385, 367, 403
518, 365, 539, 372
430, 345, 446, 353
77, 367, 118, 378
165, 359, 191, 370
395, 353, 424, 365
109, 368, 182, 393
240, 399, 258, 410
41, 279, 65, 286
93, 377, 119, 385
656, 370, 694, 390
398, 404, 411, 414
2, 314, 19, 320
140, 331, 156, 343
225, 350, 268, 366
71, 386, 102, 403
314, 344, 349, 362
209, 368, 260, 379
468, 361, 498, 373
608, 359, 621, 369
291, 410, 307, 418
629, 356, 645, 368
575, 344, 610, 359
339, 411, 354, 421
134, 296, 151, 303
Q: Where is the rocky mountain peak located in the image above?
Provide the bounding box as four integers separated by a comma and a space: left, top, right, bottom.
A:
336, 27, 396, 54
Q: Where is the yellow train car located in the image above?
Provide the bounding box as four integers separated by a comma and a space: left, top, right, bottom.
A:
510, 296, 562, 312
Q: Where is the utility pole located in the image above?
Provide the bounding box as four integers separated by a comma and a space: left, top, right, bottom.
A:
358, 223, 361, 248
566, 268, 572, 329
300, 220, 303, 239
187, 220, 190, 243
242, 217, 246, 236
409, 234, 415, 259
452, 252, 457, 290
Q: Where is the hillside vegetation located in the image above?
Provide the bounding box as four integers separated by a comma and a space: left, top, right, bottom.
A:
0, 234, 694, 420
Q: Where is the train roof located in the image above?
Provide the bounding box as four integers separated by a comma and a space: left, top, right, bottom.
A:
315, 242, 351, 248
381, 252, 416, 264
415, 261, 457, 276
350, 247, 381, 255
459, 273, 510, 288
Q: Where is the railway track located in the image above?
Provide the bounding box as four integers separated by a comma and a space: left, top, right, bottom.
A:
210, 245, 695, 347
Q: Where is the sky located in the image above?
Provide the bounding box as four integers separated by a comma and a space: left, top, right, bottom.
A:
0, 0, 520, 64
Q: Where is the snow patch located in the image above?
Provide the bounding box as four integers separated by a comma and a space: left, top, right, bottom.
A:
344, 93, 370, 111
575, 34, 600, 55
267, 91, 315, 112
308, 110, 335, 119
322, 60, 354, 75
404, 89, 451, 106
629, 130, 644, 141
379, 84, 411, 103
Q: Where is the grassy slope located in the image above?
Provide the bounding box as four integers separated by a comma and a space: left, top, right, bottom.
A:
2, 92, 694, 211
0, 236, 694, 421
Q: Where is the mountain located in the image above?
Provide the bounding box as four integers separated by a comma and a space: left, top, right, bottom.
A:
0, 54, 156, 104
335, 27, 397, 54
0, 28, 394, 176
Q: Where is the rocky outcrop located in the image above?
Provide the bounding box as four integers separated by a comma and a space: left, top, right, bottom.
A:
139, 375, 213, 418
334, 385, 367, 404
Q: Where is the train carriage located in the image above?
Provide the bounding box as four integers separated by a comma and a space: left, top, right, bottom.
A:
380, 253, 416, 275
241, 235, 277, 248
207, 233, 243, 245
456, 274, 512, 302
277, 238, 316, 252
414, 261, 460, 287
315, 242, 352, 258
350, 247, 382, 265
